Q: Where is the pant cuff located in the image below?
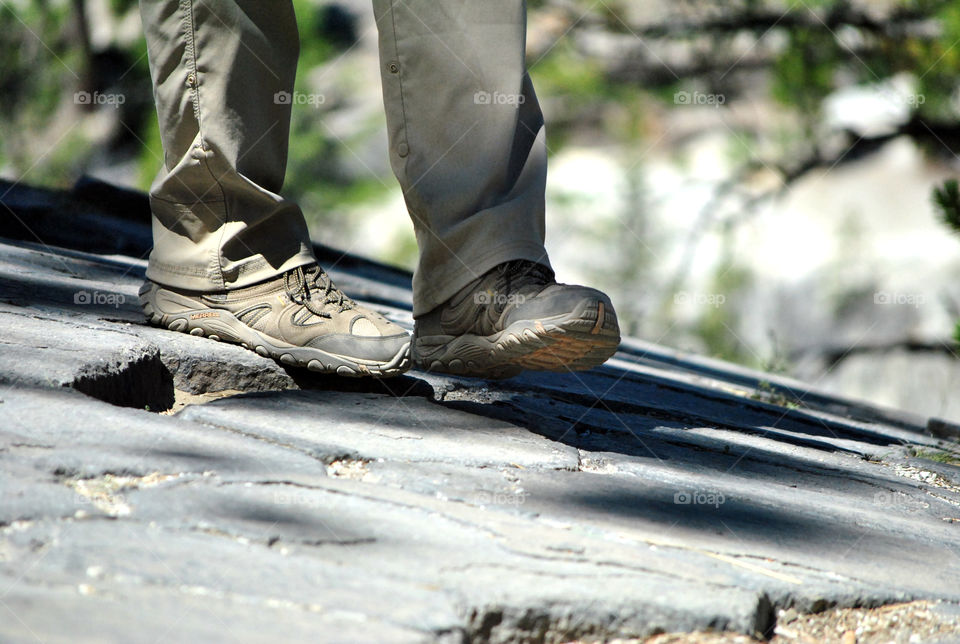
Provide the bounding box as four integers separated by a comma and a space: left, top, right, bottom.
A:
146, 251, 317, 292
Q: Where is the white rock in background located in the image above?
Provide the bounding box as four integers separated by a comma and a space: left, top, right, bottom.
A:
542, 121, 960, 420
824, 74, 925, 138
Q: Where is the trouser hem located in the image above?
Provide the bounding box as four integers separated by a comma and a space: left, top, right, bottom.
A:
145, 252, 317, 293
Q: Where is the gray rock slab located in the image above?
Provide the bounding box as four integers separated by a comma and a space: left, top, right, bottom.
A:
0, 388, 330, 498
617, 337, 931, 431
0, 584, 435, 644
0, 238, 146, 322
180, 389, 581, 470
512, 367, 938, 451
5, 227, 960, 643
348, 456, 959, 610
58, 478, 780, 639
0, 517, 458, 644
129, 323, 297, 395
0, 460, 102, 525
0, 304, 297, 394
0, 306, 170, 410
0, 301, 295, 401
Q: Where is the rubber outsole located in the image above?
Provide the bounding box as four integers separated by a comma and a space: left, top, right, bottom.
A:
140, 283, 410, 378
412, 299, 620, 379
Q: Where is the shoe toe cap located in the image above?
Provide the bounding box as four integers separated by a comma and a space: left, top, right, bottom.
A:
305, 330, 411, 362
506, 284, 618, 329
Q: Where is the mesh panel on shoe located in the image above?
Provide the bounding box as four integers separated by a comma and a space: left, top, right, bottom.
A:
351, 316, 381, 337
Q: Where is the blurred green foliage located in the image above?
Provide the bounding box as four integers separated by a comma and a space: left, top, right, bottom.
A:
770, 0, 960, 125
0, 1, 84, 184
933, 179, 960, 237
0, 0, 155, 187
5, 0, 959, 195
771, 28, 839, 119
932, 178, 960, 346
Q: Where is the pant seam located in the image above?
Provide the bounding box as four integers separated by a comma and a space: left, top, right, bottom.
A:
182, 0, 229, 290
387, 0, 410, 184
180, 0, 201, 126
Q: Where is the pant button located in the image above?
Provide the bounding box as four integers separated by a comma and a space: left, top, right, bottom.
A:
397, 142, 409, 157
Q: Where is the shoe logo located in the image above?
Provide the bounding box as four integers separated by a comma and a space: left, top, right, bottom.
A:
190, 311, 220, 320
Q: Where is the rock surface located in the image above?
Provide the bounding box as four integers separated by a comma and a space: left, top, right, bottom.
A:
2, 184, 960, 643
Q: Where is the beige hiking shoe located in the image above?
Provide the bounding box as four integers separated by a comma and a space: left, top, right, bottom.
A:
140, 264, 410, 377
413, 260, 620, 378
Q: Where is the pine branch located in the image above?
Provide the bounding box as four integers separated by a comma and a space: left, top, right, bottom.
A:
932, 179, 960, 237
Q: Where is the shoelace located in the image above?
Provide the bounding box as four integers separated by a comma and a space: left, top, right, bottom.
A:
283, 265, 353, 318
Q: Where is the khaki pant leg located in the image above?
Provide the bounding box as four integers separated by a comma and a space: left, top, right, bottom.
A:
373, 0, 551, 316
140, 0, 316, 291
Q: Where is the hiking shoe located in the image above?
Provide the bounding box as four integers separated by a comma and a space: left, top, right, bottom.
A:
413, 260, 620, 378
140, 264, 410, 377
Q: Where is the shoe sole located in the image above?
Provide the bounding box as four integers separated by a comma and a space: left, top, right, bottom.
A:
140, 283, 410, 378
413, 298, 620, 379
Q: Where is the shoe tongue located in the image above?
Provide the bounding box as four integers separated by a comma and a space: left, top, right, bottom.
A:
497, 260, 554, 297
